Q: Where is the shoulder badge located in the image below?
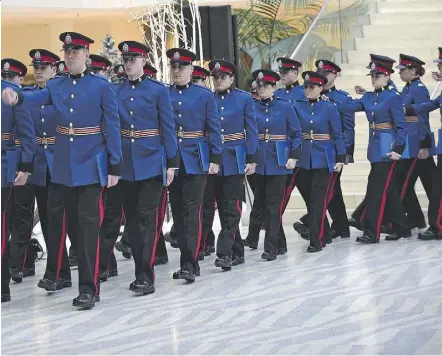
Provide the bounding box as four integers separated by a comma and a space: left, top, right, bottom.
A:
3, 62, 10, 71
65, 34, 72, 44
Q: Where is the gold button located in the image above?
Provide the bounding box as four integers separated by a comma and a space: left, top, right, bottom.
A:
221, 107, 224, 110
311, 140, 313, 142
265, 109, 268, 113
266, 129, 269, 132
179, 91, 182, 94
130, 98, 134, 101
312, 112, 314, 115
266, 140, 269, 142
221, 117, 224, 121
70, 108, 73, 113
73, 80, 76, 85
71, 94, 74, 99
130, 124, 134, 128
70, 138, 74, 142
266, 119, 269, 122
221, 129, 225, 132
179, 126, 183, 130
221, 96, 224, 99
310, 120, 313, 123
286, 90, 289, 94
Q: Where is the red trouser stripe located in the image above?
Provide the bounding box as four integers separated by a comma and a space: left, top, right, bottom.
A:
327, 172, 338, 205
107, 207, 125, 272
56, 210, 67, 280
376, 162, 397, 239
400, 158, 418, 200
149, 208, 160, 270
233, 199, 243, 241
94, 189, 105, 296
1, 188, 13, 258
437, 195, 442, 235
319, 174, 334, 243
282, 168, 299, 211
194, 204, 203, 260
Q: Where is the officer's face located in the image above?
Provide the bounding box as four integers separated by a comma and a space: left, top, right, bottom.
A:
320, 71, 336, 88
279, 69, 298, 85
399, 67, 415, 82
256, 82, 275, 99
123, 56, 145, 78
304, 84, 322, 99
371, 73, 389, 88
171, 64, 192, 85
64, 48, 88, 74
192, 78, 206, 86
92, 69, 109, 79
33, 64, 55, 84
212, 74, 234, 92
2, 74, 22, 85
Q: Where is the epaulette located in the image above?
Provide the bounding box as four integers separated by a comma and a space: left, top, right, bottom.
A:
336, 88, 351, 97
90, 72, 110, 82
234, 88, 251, 96
22, 86, 36, 91
296, 99, 308, 103
194, 84, 213, 93
275, 97, 291, 103
1, 79, 21, 89
146, 77, 169, 87
322, 99, 337, 105
418, 83, 425, 87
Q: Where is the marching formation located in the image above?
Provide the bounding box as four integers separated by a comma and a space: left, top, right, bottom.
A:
1, 32, 441, 310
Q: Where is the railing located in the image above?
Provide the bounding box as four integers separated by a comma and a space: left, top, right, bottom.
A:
431, 81, 441, 100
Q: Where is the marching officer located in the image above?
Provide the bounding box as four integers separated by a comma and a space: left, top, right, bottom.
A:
202, 59, 258, 270
192, 65, 210, 86
88, 54, 112, 79
55, 61, 69, 77
294, 71, 346, 252
248, 78, 260, 100
112, 40, 178, 295
1, 58, 36, 302
167, 47, 222, 282
336, 62, 411, 244
246, 69, 302, 260
9, 49, 61, 282
275, 57, 305, 102
2, 32, 122, 310
355, 54, 398, 94
113, 63, 127, 83
143, 63, 157, 78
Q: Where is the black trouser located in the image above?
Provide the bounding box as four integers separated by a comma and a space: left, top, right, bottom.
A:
99, 183, 124, 273
247, 175, 286, 255
201, 175, 217, 252
402, 157, 435, 226
155, 188, 169, 258
1, 187, 13, 295
120, 177, 163, 283
361, 162, 409, 239
428, 155, 442, 234
168, 168, 206, 273
202, 175, 245, 258
44, 183, 103, 296
245, 174, 261, 240
296, 169, 334, 249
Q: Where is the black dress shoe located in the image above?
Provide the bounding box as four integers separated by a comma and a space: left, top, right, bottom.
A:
10, 267, 23, 283
293, 221, 309, 236
198, 251, 205, 261
109, 269, 118, 277
132, 280, 155, 295
307, 245, 322, 253
154, 255, 169, 266
164, 232, 179, 248
214, 255, 232, 270
55, 278, 72, 290
277, 248, 287, 255
385, 232, 412, 241
115, 241, 132, 259
23, 266, 36, 278
72, 293, 95, 310
206, 245, 215, 255
99, 269, 109, 282
325, 236, 333, 245
1, 293, 11, 303
348, 218, 363, 231
242, 238, 249, 247
248, 241, 258, 249
261, 252, 277, 261
356, 234, 379, 244
37, 278, 56, 291
178, 269, 195, 282
380, 225, 394, 235
129, 280, 136, 290
172, 270, 183, 280
231, 256, 245, 266
418, 229, 438, 241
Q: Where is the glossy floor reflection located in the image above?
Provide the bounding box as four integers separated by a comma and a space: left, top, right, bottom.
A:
2, 226, 442, 355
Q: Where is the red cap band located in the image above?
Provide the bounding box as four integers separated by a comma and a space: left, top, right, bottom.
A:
321, 64, 336, 72
193, 69, 207, 78
218, 65, 233, 73
400, 59, 418, 67
3, 65, 23, 74
66, 39, 90, 49
373, 65, 391, 74
128, 47, 147, 56
170, 55, 193, 62
92, 61, 108, 69
261, 75, 277, 83
308, 77, 325, 85
439, 53, 442, 59
35, 55, 57, 64
281, 62, 298, 69
144, 68, 154, 75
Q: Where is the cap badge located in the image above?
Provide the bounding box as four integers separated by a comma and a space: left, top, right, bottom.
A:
118, 66, 124, 73
65, 34, 72, 44
87, 58, 92, 65
258, 72, 264, 79
3, 62, 10, 71
305, 74, 310, 81
318, 61, 323, 69
173, 52, 180, 60
59, 63, 65, 72
122, 43, 129, 53
278, 60, 282, 67
34, 51, 41, 60
371, 62, 376, 71
215, 62, 221, 70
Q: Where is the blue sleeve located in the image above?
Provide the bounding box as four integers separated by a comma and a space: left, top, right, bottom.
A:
19, 87, 51, 107
14, 103, 36, 173
205, 94, 222, 164
101, 83, 122, 176
411, 85, 431, 148
243, 94, 259, 163
336, 97, 365, 113
412, 96, 440, 114
287, 104, 302, 159
390, 93, 407, 155
341, 96, 356, 156
329, 104, 346, 162
158, 86, 179, 168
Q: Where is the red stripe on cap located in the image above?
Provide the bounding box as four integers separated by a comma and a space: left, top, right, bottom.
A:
374, 65, 392, 74
69, 39, 90, 48
129, 47, 147, 56
400, 59, 418, 66
170, 55, 193, 62
3, 65, 23, 74
261, 75, 277, 82
144, 68, 154, 75
35, 55, 57, 63
321, 64, 336, 72
92, 61, 108, 69
308, 77, 325, 85
193, 69, 207, 77
219, 65, 233, 73
281, 62, 298, 68
439, 53, 442, 59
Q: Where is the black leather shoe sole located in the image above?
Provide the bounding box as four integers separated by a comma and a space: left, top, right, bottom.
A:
37, 279, 56, 292
109, 270, 118, 277
307, 246, 322, 253
23, 268, 36, 277
356, 237, 379, 244
385, 232, 412, 241
1, 294, 11, 303
74, 300, 95, 310
277, 248, 287, 255
214, 258, 232, 269
56, 279, 72, 290
154, 257, 169, 266
248, 242, 258, 250
132, 284, 155, 295
261, 253, 277, 261
198, 252, 205, 261
232, 256, 245, 266
179, 272, 195, 283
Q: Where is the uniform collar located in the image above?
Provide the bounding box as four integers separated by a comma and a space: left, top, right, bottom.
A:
261, 95, 274, 104
308, 97, 321, 104
286, 81, 300, 90
406, 77, 420, 86
69, 69, 89, 80
128, 74, 147, 85
323, 86, 336, 94
36, 84, 45, 90
216, 88, 231, 96
374, 85, 389, 93
174, 82, 192, 90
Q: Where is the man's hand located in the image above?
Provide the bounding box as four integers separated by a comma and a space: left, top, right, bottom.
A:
334, 163, 344, 172
355, 86, 367, 95
387, 152, 401, 160
285, 158, 297, 170
166, 168, 175, 186
14, 172, 29, 186
431, 72, 442, 82
244, 163, 256, 175
107, 175, 120, 188
209, 163, 219, 175
2, 88, 18, 106
418, 148, 429, 160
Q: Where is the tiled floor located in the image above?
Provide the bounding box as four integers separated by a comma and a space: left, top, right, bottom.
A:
2, 226, 442, 355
